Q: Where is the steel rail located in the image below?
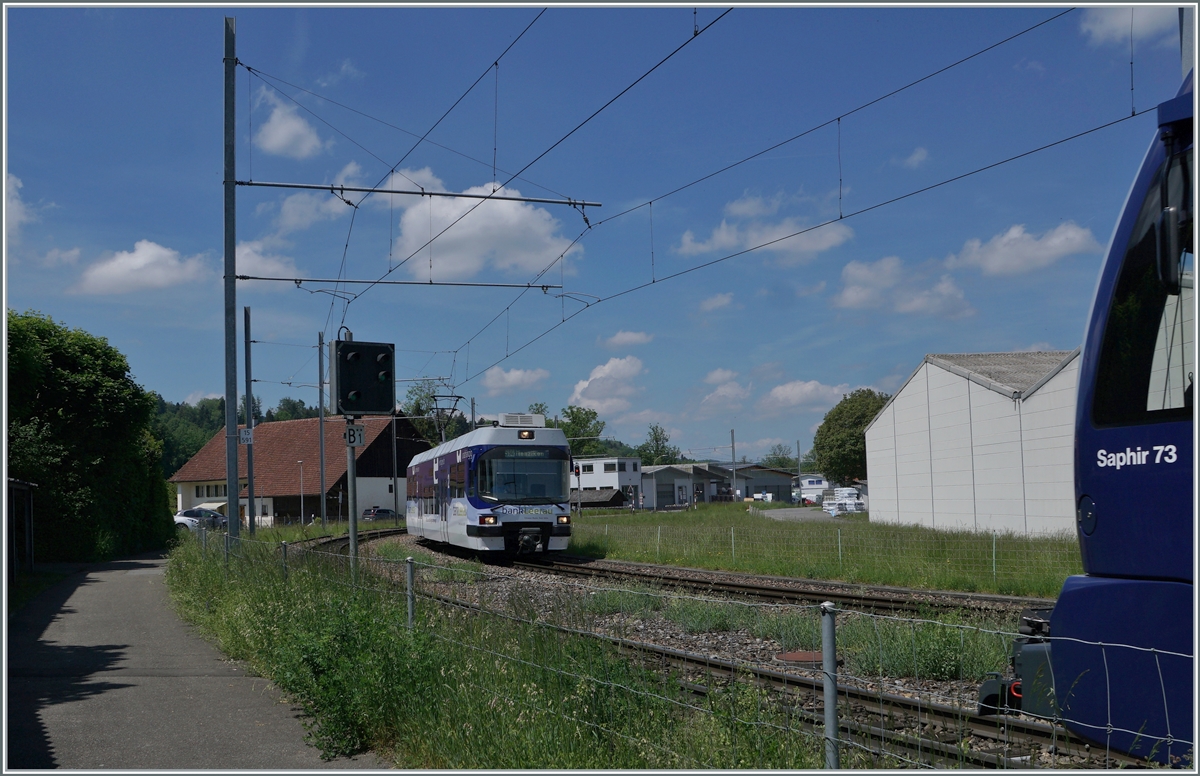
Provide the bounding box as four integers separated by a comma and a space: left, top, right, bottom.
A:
514, 555, 1055, 614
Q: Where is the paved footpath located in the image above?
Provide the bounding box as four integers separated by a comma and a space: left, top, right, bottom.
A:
6, 552, 388, 770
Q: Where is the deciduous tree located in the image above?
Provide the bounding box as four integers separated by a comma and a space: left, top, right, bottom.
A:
637, 423, 681, 466
8, 310, 173, 560
811, 388, 890, 486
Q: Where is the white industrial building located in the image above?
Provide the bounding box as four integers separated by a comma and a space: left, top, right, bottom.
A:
573, 456, 643, 506
865, 349, 1079, 534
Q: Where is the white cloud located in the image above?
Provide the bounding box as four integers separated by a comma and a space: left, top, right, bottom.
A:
699, 293, 733, 312
1081, 7, 1179, 48
900, 147, 929, 169
236, 241, 300, 290
253, 88, 325, 159
699, 379, 751, 414
678, 218, 852, 264
833, 256, 973, 319
600, 330, 653, 348
569, 356, 643, 414
316, 59, 364, 88
758, 379, 848, 414
6, 174, 35, 244
71, 240, 209, 295
704, 368, 738, 385
387, 169, 581, 280
482, 366, 550, 396
40, 247, 81, 266
894, 274, 973, 319
724, 192, 783, 218
831, 256, 903, 309
944, 222, 1101, 276
185, 390, 223, 405
274, 162, 363, 235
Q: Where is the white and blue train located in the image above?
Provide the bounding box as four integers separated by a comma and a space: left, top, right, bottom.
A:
406, 413, 572, 554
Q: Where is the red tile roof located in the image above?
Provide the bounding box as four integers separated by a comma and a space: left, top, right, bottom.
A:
169, 417, 411, 496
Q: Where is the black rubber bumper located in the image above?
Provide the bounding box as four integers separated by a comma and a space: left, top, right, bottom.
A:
465, 523, 571, 537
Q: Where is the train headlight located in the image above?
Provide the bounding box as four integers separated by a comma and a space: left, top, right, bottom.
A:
557, 514, 570, 525
480, 515, 497, 525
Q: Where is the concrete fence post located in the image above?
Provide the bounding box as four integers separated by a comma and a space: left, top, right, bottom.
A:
731, 527, 736, 564
406, 556, 415, 629
281, 541, 288, 583
837, 528, 842, 568
821, 601, 840, 769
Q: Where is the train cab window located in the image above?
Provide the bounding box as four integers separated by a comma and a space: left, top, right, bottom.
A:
1094, 149, 1194, 426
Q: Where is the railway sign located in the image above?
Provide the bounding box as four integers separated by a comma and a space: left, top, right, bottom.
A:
344, 424, 366, 447
238, 428, 253, 445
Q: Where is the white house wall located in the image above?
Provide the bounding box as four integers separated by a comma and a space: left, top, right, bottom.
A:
892, 364, 934, 526
1018, 358, 1077, 533
866, 356, 1077, 534
865, 411, 898, 522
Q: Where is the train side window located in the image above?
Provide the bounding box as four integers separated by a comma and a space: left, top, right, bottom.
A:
1094, 149, 1195, 426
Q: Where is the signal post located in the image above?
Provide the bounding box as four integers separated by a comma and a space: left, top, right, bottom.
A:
329, 333, 395, 581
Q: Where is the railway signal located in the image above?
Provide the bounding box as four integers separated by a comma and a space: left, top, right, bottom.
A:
329, 339, 395, 417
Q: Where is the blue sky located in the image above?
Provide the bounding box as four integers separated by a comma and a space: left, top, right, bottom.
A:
5, 5, 1191, 461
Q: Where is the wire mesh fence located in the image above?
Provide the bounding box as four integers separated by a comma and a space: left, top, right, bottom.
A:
176, 529, 1191, 769
570, 522, 1081, 597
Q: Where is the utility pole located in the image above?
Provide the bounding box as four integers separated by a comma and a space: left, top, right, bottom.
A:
318, 330, 327, 528
471, 397, 475, 427
344, 332, 359, 580
797, 438, 802, 503
730, 428, 738, 503
243, 307, 255, 535
391, 409, 399, 525
223, 16, 239, 539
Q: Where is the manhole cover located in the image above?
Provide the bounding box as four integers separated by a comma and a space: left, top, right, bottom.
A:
774, 651, 842, 667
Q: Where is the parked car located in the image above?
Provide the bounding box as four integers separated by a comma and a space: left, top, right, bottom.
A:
361, 507, 398, 522
174, 508, 227, 531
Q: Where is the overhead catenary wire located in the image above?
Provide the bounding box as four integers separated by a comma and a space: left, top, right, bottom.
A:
336, 8, 733, 312
458, 107, 1157, 386
443, 6, 1078, 378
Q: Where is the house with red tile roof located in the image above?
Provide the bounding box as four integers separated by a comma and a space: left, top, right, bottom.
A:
168, 416, 429, 526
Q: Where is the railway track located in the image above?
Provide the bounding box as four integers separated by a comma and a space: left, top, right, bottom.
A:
419, 584, 1140, 769
298, 531, 1139, 768
513, 554, 1055, 615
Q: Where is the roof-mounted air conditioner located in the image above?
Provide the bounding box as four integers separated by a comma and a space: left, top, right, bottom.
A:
498, 413, 545, 428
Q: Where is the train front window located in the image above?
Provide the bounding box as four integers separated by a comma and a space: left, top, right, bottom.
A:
1094, 148, 1194, 426
475, 447, 570, 504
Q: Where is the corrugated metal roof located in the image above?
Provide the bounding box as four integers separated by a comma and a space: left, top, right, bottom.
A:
926, 351, 1076, 394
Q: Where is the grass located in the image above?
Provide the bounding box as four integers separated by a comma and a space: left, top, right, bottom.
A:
164, 531, 841, 768
569, 504, 1079, 598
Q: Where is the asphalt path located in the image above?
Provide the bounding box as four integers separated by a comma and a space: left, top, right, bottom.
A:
6, 552, 387, 770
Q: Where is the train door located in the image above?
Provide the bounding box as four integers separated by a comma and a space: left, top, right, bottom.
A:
438, 460, 450, 543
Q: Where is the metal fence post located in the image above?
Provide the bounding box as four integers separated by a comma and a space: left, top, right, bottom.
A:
281, 541, 288, 582
200, 525, 206, 552
223, 532, 229, 576
820, 601, 840, 769
731, 527, 736, 564
406, 557, 415, 629
992, 530, 997, 585
837, 528, 842, 568
657, 526, 661, 562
